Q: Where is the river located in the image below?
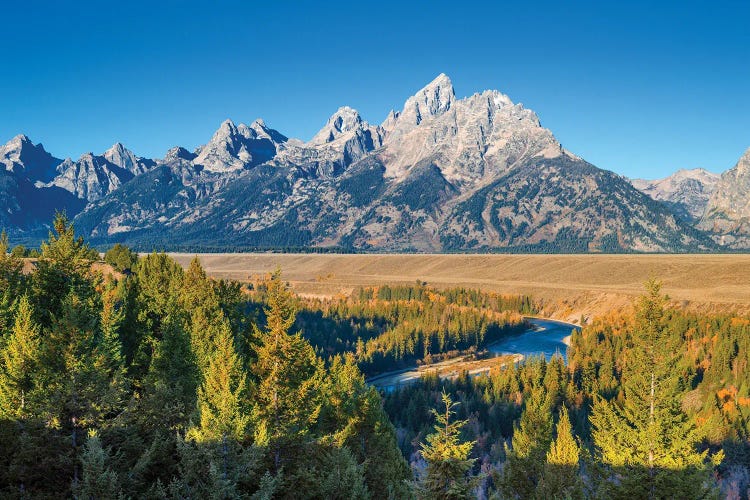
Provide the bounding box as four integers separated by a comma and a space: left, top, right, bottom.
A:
368, 317, 578, 391
487, 317, 578, 361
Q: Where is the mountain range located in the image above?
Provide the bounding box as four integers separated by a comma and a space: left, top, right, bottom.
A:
2, 74, 747, 252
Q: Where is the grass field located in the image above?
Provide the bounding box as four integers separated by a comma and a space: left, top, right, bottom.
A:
170, 253, 750, 322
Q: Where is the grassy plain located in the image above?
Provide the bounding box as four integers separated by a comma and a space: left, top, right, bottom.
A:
170, 253, 750, 322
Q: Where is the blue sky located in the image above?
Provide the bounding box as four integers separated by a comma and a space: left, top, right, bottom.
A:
1, 0, 748, 179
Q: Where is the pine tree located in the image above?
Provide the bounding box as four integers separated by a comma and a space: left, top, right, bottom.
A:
72, 430, 122, 500
29, 290, 129, 491
252, 471, 279, 499
536, 405, 583, 499
181, 256, 228, 375
214, 278, 252, 359
2, 418, 73, 497
32, 212, 96, 326
122, 310, 199, 495
416, 391, 478, 500
39, 212, 95, 276
129, 252, 186, 385
168, 432, 268, 499
99, 283, 127, 378
0, 230, 24, 314
289, 444, 370, 500
103, 243, 138, 272
188, 320, 250, 443
320, 354, 411, 499
0, 288, 15, 340
111, 276, 142, 372
500, 387, 553, 499
133, 252, 184, 334
252, 270, 322, 471
42, 291, 127, 439
137, 312, 199, 432
543, 353, 566, 408
590, 279, 722, 499
0, 295, 41, 419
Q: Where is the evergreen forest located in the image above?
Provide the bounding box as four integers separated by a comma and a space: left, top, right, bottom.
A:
0, 215, 748, 498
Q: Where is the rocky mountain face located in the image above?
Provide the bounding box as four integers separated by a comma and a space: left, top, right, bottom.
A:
0, 168, 85, 237
697, 148, 750, 247
0, 135, 81, 235
193, 119, 287, 173
1, 74, 724, 252
379, 74, 564, 185
47, 154, 135, 202
630, 168, 720, 221
0, 134, 61, 183
44, 141, 159, 203
104, 142, 156, 176
0, 137, 155, 239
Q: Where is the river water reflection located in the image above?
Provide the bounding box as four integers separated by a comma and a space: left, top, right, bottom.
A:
487, 318, 578, 362
369, 317, 579, 390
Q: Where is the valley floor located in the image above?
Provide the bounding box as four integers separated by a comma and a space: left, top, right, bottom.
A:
170, 253, 750, 322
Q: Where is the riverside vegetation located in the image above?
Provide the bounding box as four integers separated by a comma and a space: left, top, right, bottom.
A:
0, 215, 748, 498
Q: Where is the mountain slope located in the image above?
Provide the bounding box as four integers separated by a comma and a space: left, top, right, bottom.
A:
47, 153, 135, 202
440, 156, 711, 252
631, 168, 720, 221
698, 148, 750, 247
0, 169, 84, 237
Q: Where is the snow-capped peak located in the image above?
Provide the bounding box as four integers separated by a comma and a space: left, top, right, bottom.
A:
194, 118, 285, 172
9, 134, 32, 146
104, 142, 130, 161
2, 134, 40, 156
164, 146, 197, 162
